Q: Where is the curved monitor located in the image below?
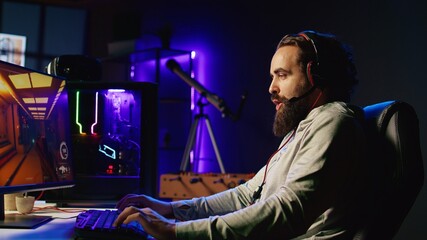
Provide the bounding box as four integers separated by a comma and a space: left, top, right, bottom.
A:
0, 60, 74, 228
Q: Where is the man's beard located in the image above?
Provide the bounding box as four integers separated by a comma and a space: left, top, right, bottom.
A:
272, 94, 311, 137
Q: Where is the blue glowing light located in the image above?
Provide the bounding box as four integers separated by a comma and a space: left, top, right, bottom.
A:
99, 144, 116, 159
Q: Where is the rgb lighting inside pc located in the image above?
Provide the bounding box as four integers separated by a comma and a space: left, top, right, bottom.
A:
70, 86, 142, 176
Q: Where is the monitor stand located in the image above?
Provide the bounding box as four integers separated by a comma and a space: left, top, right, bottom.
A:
0, 194, 52, 229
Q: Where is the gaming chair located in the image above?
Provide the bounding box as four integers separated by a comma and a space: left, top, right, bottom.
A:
354, 100, 424, 239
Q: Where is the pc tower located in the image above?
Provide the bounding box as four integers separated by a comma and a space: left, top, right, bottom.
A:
46, 81, 158, 206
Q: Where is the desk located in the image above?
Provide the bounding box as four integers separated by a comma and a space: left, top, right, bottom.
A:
1, 201, 89, 240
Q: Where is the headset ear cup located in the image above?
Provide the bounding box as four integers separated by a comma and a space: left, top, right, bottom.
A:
306, 61, 315, 86
307, 61, 323, 87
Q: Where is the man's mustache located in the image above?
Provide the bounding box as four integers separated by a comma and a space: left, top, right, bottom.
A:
271, 93, 291, 104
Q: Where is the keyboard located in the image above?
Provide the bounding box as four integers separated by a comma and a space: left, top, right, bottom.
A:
74, 209, 154, 240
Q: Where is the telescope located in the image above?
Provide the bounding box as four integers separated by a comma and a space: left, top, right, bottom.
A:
166, 59, 246, 121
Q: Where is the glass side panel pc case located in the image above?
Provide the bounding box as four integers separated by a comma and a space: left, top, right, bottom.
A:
65, 81, 158, 198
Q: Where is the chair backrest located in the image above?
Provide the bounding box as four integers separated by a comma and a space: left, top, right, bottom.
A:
355, 100, 424, 239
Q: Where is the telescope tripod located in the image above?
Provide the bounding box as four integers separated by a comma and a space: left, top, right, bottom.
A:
180, 100, 225, 173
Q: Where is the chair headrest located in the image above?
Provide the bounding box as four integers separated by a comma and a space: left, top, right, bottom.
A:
363, 100, 418, 135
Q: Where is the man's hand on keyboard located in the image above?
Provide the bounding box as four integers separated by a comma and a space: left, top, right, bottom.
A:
113, 206, 176, 240
116, 194, 174, 218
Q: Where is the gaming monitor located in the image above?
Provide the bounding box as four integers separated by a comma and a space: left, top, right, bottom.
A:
0, 60, 74, 228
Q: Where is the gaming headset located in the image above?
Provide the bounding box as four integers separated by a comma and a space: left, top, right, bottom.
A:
279, 30, 357, 90
297, 30, 322, 87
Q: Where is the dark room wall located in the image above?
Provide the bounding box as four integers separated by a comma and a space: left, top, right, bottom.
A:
2, 0, 426, 238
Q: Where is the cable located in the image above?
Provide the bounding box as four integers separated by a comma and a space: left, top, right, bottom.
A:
252, 129, 296, 203
31, 206, 87, 213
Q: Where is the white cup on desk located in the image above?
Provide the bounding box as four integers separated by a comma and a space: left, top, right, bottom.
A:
15, 195, 35, 214
4, 193, 24, 210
